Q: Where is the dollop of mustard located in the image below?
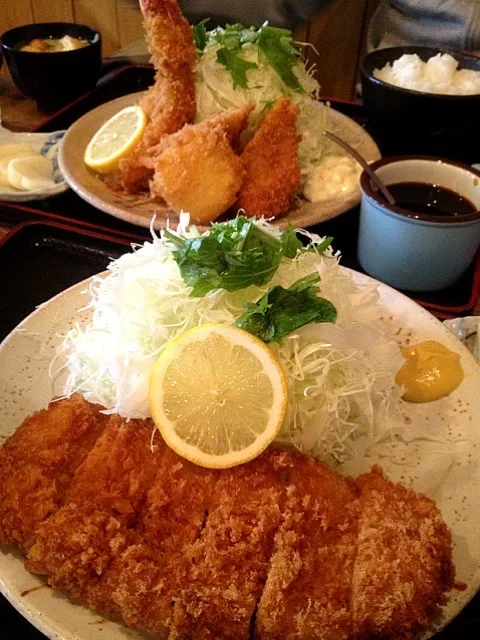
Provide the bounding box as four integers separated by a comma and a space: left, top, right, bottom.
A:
396, 340, 464, 403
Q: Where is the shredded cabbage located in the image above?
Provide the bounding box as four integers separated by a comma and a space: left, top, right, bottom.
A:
195, 34, 334, 185
56, 217, 405, 466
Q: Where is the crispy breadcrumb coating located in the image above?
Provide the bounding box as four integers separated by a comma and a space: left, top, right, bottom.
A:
171, 448, 288, 640
235, 98, 301, 218
0, 395, 108, 550
0, 399, 458, 640
150, 112, 246, 224
119, 0, 196, 193
255, 453, 359, 640
350, 465, 455, 640
85, 446, 218, 633
26, 416, 162, 598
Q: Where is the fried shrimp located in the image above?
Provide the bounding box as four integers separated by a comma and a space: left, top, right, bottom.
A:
236, 98, 301, 218
150, 107, 250, 224
119, 0, 196, 193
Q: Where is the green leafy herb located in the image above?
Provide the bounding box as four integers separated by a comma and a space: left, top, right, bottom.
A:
234, 273, 337, 342
216, 48, 258, 89
204, 23, 304, 92
213, 24, 259, 48
165, 217, 302, 297
193, 18, 210, 52
257, 25, 303, 91
281, 223, 303, 258
314, 236, 334, 255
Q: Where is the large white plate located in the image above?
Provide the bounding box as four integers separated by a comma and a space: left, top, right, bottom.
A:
1, 269, 479, 640
59, 92, 381, 231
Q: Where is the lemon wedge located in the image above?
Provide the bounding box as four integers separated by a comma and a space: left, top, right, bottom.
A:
84, 105, 147, 174
149, 324, 287, 469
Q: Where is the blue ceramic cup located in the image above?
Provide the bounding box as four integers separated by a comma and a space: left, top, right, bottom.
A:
357, 156, 480, 291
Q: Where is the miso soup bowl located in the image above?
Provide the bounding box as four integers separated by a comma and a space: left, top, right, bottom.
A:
0, 23, 101, 109
357, 156, 480, 292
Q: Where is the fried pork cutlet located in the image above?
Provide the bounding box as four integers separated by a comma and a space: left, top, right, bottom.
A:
171, 448, 288, 640
27, 415, 163, 599
236, 98, 301, 218
350, 465, 455, 639
1, 399, 458, 640
85, 445, 219, 633
255, 453, 360, 640
0, 395, 108, 550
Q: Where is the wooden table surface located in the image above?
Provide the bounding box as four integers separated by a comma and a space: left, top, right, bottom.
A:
1, 65, 479, 316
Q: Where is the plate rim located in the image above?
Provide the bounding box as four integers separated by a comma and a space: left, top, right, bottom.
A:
58, 92, 381, 230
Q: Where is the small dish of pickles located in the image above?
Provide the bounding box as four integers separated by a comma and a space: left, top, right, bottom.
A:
0, 128, 67, 202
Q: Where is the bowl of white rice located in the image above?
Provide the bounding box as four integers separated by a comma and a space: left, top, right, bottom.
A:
360, 46, 480, 160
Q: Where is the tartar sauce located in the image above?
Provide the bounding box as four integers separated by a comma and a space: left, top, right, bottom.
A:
303, 155, 362, 202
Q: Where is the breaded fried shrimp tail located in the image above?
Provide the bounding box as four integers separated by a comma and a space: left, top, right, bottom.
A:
119, 0, 196, 193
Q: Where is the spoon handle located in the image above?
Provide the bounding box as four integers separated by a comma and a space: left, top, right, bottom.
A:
324, 130, 396, 206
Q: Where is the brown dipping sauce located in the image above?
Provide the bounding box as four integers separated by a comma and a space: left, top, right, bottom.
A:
387, 182, 476, 217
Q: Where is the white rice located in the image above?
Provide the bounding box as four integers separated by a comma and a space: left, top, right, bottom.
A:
373, 53, 480, 95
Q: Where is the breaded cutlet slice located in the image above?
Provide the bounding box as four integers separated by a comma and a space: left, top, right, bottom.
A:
171, 448, 289, 640
255, 453, 359, 640
350, 465, 455, 639
26, 415, 163, 599
0, 395, 109, 550
85, 445, 219, 634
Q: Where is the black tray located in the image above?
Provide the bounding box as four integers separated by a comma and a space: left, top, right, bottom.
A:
0, 221, 132, 341
1, 221, 479, 640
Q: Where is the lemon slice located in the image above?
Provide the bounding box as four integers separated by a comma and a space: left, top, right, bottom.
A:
149, 324, 287, 469
84, 105, 147, 174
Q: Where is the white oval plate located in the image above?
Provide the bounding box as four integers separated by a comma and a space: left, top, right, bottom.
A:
0, 128, 68, 202
59, 92, 381, 231
0, 269, 479, 640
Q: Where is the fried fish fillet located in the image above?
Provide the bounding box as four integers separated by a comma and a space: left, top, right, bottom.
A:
255, 453, 360, 640
27, 415, 162, 598
235, 98, 301, 218
0, 395, 108, 549
350, 466, 455, 639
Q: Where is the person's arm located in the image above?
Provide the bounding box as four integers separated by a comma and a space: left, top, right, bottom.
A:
178, 0, 335, 30
369, 0, 480, 52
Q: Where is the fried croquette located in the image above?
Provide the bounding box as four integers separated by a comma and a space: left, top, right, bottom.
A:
150, 114, 246, 224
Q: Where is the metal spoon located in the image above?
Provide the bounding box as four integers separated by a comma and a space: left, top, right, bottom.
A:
323, 130, 396, 206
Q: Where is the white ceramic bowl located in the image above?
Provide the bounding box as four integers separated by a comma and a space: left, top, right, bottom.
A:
357, 156, 480, 291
